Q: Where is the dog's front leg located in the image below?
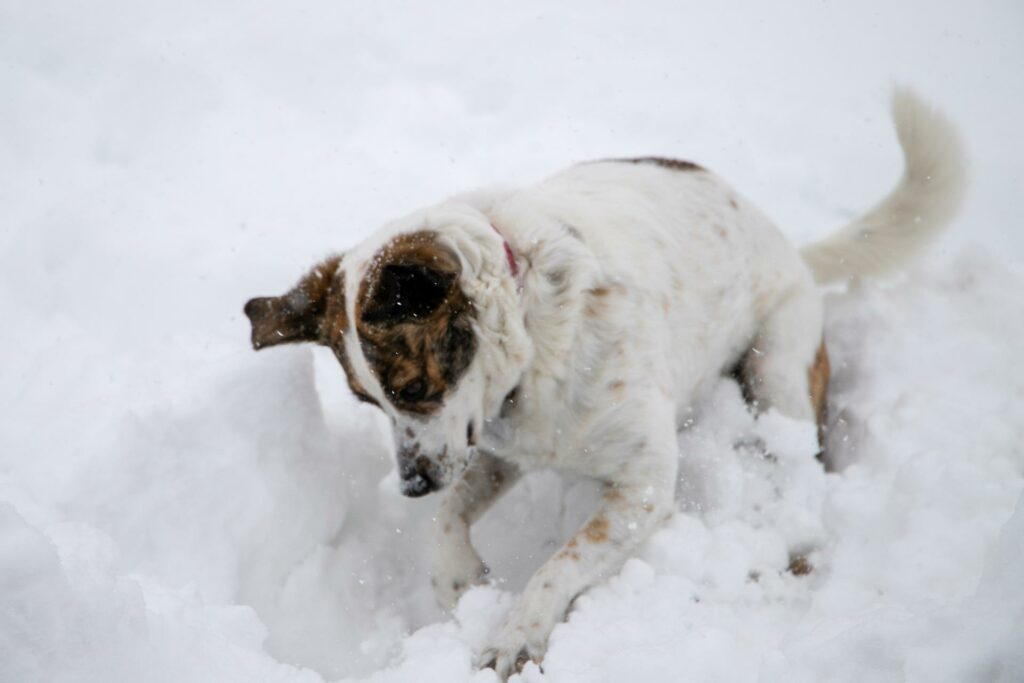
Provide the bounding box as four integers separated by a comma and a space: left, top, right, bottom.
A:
432, 451, 520, 611
479, 460, 676, 678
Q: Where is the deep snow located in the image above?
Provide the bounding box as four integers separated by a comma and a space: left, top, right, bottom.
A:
2, 2, 1022, 682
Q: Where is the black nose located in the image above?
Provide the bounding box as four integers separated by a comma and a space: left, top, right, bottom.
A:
399, 454, 440, 497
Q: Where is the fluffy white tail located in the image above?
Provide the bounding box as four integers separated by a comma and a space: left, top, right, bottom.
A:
800, 88, 967, 284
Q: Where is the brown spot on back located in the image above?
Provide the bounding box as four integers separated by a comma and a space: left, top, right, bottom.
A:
606, 156, 705, 172
355, 231, 477, 415
583, 515, 610, 543
808, 339, 830, 453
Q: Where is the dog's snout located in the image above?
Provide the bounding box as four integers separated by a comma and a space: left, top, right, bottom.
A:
399, 448, 440, 497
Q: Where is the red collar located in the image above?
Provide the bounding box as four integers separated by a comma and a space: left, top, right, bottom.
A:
490, 223, 519, 279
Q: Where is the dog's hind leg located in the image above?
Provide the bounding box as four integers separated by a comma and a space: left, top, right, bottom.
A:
739, 280, 829, 447
431, 452, 520, 611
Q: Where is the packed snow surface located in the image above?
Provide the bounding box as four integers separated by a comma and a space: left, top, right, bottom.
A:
2, 1, 1022, 682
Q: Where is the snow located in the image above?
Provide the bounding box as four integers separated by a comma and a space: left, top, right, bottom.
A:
2, 1, 1022, 682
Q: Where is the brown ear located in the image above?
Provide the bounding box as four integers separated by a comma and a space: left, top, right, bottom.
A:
244, 255, 342, 350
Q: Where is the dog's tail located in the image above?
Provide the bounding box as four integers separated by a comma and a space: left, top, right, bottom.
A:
800, 88, 967, 284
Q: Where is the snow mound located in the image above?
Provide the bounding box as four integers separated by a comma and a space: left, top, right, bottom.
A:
2, 250, 1022, 683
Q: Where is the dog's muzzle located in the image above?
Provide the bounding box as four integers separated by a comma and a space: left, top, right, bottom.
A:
398, 448, 442, 497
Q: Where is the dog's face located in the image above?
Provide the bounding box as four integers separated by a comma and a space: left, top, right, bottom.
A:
244, 230, 482, 497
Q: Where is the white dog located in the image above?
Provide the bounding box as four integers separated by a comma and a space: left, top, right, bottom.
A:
245, 89, 964, 678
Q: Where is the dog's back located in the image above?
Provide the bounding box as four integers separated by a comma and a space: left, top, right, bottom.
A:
483, 156, 811, 422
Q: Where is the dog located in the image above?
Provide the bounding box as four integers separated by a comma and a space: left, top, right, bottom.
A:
244, 89, 964, 678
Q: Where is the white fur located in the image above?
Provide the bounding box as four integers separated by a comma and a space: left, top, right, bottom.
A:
336, 88, 964, 679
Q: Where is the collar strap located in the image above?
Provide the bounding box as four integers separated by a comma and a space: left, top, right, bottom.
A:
490, 222, 519, 279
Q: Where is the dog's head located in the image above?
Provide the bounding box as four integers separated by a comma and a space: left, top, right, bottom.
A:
244, 207, 529, 497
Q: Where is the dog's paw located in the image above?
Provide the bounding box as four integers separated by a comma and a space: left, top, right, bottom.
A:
476, 603, 553, 680
430, 546, 488, 611
477, 635, 542, 681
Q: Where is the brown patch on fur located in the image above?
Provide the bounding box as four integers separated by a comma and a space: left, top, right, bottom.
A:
245, 256, 342, 349
714, 225, 727, 238
731, 339, 830, 455
604, 488, 624, 503
583, 515, 610, 543
584, 286, 618, 318
808, 339, 830, 451
566, 537, 578, 549
788, 554, 813, 576
729, 197, 738, 209
245, 256, 379, 405
642, 502, 654, 513
355, 231, 477, 414
611, 156, 705, 172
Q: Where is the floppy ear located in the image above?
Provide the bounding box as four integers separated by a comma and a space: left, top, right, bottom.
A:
244, 255, 342, 350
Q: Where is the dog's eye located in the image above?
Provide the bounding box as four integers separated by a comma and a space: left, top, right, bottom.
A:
396, 379, 427, 403
362, 264, 452, 325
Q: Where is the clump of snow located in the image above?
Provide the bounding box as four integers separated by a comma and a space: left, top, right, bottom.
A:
2, 1, 1022, 682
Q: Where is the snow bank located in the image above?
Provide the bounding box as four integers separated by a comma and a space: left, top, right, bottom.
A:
2, 1, 1022, 682
3, 253, 1021, 683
